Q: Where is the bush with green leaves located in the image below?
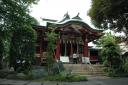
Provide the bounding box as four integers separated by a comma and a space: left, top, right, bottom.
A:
123, 60, 128, 73
99, 33, 123, 76
43, 73, 87, 82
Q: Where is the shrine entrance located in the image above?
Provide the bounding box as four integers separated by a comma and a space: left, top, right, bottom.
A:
53, 20, 103, 63
60, 34, 83, 64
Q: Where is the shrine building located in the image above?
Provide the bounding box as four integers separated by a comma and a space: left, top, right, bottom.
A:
33, 13, 103, 64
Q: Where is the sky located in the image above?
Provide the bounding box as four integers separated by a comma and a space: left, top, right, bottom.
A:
30, 0, 92, 27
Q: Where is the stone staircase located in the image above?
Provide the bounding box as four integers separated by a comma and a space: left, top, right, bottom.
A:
63, 64, 106, 76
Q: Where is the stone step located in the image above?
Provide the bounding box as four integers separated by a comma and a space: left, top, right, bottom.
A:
71, 70, 106, 75
63, 64, 106, 76
71, 71, 105, 73
71, 70, 105, 73
72, 72, 107, 76
63, 64, 103, 66
72, 72, 106, 75
64, 69, 104, 72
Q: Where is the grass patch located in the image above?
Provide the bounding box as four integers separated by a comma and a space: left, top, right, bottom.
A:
35, 74, 87, 82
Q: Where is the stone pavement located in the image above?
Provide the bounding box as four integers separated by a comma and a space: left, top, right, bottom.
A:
0, 79, 42, 85
0, 77, 128, 85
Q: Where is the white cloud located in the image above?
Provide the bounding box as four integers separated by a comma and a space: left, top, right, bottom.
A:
30, 0, 93, 27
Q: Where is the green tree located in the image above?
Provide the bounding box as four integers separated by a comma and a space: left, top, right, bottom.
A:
0, 0, 39, 69
99, 33, 123, 76
46, 27, 58, 75
88, 0, 128, 38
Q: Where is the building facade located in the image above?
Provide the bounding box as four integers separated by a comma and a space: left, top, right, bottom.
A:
33, 13, 103, 64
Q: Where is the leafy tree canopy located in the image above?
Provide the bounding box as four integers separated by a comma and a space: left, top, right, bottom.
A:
0, 0, 38, 34
88, 0, 128, 38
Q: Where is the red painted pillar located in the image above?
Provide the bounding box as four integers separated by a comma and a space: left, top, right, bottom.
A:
83, 39, 88, 57
55, 39, 60, 60
70, 42, 73, 57
39, 38, 43, 63
40, 46, 42, 58
39, 30, 43, 58
69, 41, 73, 62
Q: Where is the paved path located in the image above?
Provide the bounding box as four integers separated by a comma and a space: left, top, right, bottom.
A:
0, 77, 128, 85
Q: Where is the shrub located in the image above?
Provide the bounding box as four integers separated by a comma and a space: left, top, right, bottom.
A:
42, 70, 87, 82
43, 74, 87, 82
124, 60, 128, 72
99, 33, 124, 77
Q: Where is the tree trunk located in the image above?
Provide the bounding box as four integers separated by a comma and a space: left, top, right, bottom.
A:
0, 55, 3, 69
